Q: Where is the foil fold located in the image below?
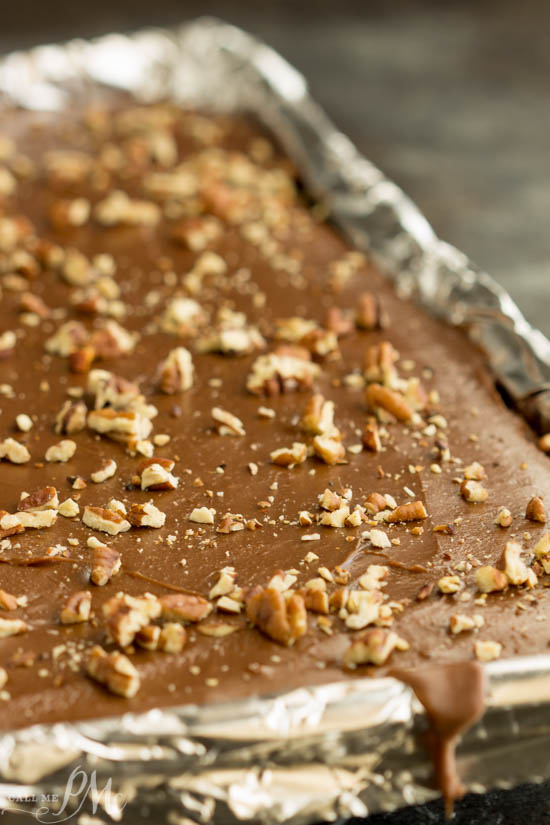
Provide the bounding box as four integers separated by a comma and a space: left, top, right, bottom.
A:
1, 17, 550, 823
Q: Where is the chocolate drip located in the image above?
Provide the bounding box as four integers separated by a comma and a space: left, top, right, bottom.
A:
391, 662, 486, 816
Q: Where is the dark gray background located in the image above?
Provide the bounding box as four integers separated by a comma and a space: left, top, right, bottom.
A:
2, 0, 549, 335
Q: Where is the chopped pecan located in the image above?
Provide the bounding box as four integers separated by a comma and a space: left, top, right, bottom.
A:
69, 346, 96, 374
245, 586, 307, 646
437, 576, 463, 594
320, 505, 350, 527
460, 480, 488, 503
0, 511, 23, 539
318, 488, 343, 511
95, 189, 160, 226
301, 579, 329, 615
189, 506, 215, 524
54, 400, 87, 435
533, 532, 550, 574
364, 492, 388, 515
170, 214, 222, 250
103, 593, 161, 647
18, 509, 57, 529
45, 320, 88, 357
0, 590, 18, 610
211, 406, 245, 436
18, 486, 58, 512
159, 593, 212, 623
366, 383, 412, 422
362, 420, 381, 452
270, 442, 308, 468
0, 617, 27, 637
474, 640, 502, 662
217, 514, 245, 533
475, 565, 508, 593
343, 629, 407, 667
503, 541, 537, 587
325, 306, 353, 337
526, 495, 547, 523
495, 507, 513, 528
19, 291, 50, 318
246, 351, 320, 396
82, 505, 131, 535
90, 539, 121, 586
385, 501, 427, 523
158, 347, 194, 394
87, 409, 152, 446
90, 459, 117, 484
313, 435, 346, 466
0, 438, 31, 464
86, 645, 140, 697
160, 297, 206, 336
60, 590, 92, 624
88, 369, 142, 410
45, 440, 76, 463
355, 292, 387, 331
463, 461, 486, 481
363, 341, 399, 385
301, 394, 339, 437
449, 613, 484, 634
137, 458, 179, 491
89, 321, 137, 359
128, 501, 166, 528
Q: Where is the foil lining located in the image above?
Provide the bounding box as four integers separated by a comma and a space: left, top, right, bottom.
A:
1, 17, 550, 823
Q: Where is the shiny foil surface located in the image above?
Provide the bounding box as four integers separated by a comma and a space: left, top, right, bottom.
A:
1, 17, 550, 824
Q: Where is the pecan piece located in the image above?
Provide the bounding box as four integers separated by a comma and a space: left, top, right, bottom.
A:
89, 539, 121, 586
45, 439, 76, 463
90, 459, 117, 484
82, 505, 131, 535
366, 384, 412, 422
18, 486, 58, 511
54, 400, 87, 435
0, 617, 27, 637
355, 292, 387, 331
128, 501, 166, 528
246, 351, 319, 396
87, 409, 152, 446
313, 435, 346, 466
301, 393, 339, 437
211, 406, 246, 436
385, 501, 427, 523
362, 420, 381, 452
343, 629, 407, 667
245, 586, 307, 646
159, 593, 212, 623
0, 590, 18, 610
475, 565, 508, 593
103, 593, 161, 647
460, 480, 488, 503
270, 442, 308, 468
158, 347, 194, 394
137, 458, 179, 491
86, 645, 140, 698
0, 511, 23, 539
526, 496, 547, 523
0, 438, 31, 464
60, 590, 92, 624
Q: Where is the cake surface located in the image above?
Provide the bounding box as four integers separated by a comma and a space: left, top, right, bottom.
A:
0, 102, 549, 733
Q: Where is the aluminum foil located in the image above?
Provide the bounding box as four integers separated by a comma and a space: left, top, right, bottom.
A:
1, 17, 550, 824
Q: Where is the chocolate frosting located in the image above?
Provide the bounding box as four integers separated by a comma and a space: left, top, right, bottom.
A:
0, 104, 549, 804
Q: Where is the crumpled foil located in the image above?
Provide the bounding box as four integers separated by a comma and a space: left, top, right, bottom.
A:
1, 17, 550, 824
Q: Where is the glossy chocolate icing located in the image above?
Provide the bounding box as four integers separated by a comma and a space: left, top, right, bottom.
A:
0, 107, 549, 810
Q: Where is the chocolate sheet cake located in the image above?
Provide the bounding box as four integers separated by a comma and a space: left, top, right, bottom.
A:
0, 102, 549, 804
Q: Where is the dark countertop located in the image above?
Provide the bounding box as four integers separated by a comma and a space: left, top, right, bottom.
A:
2, 0, 549, 336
